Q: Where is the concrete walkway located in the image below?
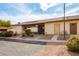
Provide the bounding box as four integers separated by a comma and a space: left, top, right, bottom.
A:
51, 35, 58, 40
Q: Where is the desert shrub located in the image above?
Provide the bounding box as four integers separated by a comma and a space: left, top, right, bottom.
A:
0, 31, 7, 37
0, 31, 13, 37
5, 31, 13, 37
24, 29, 32, 36
0, 32, 2, 37
66, 36, 79, 52
0, 32, 4, 37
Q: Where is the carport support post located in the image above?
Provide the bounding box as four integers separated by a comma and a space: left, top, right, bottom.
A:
64, 3, 66, 40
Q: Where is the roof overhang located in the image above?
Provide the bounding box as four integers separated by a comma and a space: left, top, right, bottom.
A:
13, 15, 79, 26
0, 27, 12, 29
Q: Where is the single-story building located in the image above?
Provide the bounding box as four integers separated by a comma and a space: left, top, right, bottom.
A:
9, 15, 79, 35
0, 27, 11, 32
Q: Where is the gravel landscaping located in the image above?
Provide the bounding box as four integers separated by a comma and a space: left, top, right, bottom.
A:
0, 40, 79, 56
35, 45, 79, 56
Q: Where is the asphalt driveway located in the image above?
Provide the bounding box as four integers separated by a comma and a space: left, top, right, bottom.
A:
0, 41, 46, 56
0, 41, 79, 56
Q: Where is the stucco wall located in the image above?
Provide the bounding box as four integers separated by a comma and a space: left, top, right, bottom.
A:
45, 23, 54, 34
67, 20, 79, 35
45, 20, 79, 35
8, 25, 23, 34
27, 27, 38, 32
8, 20, 79, 35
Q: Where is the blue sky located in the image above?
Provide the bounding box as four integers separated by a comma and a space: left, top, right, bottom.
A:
0, 3, 79, 24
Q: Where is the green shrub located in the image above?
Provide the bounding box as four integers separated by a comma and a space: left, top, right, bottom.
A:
5, 31, 13, 37
0, 32, 4, 37
24, 29, 32, 36
0, 31, 13, 37
0, 31, 7, 37
66, 36, 79, 52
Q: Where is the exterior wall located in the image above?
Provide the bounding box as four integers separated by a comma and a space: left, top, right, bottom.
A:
67, 20, 79, 35
27, 27, 38, 32
45, 23, 54, 34
77, 22, 79, 34
8, 25, 23, 34
8, 20, 79, 35
45, 20, 79, 35
45, 22, 65, 35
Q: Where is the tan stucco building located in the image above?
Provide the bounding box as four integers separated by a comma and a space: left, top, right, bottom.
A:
10, 15, 79, 35
8, 25, 23, 34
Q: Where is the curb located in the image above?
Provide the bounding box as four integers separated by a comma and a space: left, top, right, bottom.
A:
0, 37, 65, 45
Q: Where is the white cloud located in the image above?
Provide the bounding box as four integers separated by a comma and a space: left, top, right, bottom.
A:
66, 3, 73, 7
66, 12, 79, 16
0, 3, 60, 24
66, 7, 79, 16
40, 3, 73, 11
0, 11, 60, 24
0, 4, 33, 24
0, 3, 78, 24
40, 3, 58, 11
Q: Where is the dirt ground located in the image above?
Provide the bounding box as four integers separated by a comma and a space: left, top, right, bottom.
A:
34, 45, 79, 56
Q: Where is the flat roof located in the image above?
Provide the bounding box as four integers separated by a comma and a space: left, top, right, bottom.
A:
13, 15, 79, 26
0, 27, 12, 29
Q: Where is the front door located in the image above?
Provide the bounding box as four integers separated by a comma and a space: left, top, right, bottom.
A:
38, 24, 45, 34
70, 23, 77, 34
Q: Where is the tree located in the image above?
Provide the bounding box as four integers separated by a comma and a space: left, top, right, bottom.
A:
0, 19, 11, 27
6, 20, 11, 27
